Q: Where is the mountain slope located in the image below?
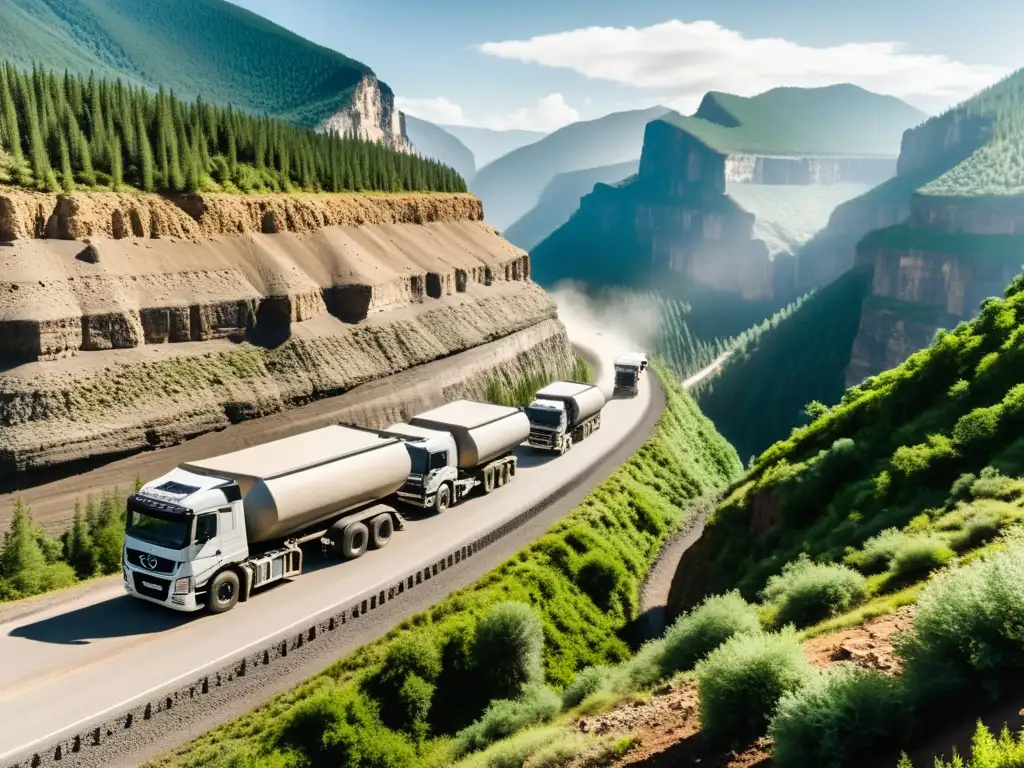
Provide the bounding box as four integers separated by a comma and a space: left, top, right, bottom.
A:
503, 160, 639, 251
0, 0, 402, 140
405, 115, 476, 183
437, 125, 545, 169
470, 106, 670, 231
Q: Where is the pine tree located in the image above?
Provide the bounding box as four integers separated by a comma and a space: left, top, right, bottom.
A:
136, 102, 154, 192
110, 136, 123, 190
58, 133, 74, 191
63, 506, 96, 579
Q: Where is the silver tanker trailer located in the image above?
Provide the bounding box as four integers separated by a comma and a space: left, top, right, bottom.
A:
525, 380, 606, 454
121, 424, 412, 614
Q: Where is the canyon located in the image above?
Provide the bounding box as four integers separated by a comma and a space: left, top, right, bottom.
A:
0, 190, 575, 482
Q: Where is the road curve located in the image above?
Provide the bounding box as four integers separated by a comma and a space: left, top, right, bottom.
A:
0, 327, 660, 768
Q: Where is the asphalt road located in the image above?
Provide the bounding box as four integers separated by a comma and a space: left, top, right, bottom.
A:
0, 325, 670, 768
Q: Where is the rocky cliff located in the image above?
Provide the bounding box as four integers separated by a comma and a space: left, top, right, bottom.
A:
317, 75, 412, 151
0, 190, 573, 476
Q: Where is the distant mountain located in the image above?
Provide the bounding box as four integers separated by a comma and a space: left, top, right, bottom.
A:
504, 160, 639, 251
405, 116, 476, 183
469, 106, 671, 232
438, 126, 546, 169
0, 0, 405, 144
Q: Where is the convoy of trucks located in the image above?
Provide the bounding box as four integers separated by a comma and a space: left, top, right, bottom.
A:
122, 364, 645, 615
613, 353, 648, 397
525, 380, 606, 453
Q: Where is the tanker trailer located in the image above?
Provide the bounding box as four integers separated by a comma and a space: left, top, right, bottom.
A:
526, 380, 606, 453
121, 424, 411, 614
391, 400, 530, 513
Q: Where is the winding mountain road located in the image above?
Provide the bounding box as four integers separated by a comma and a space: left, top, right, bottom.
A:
0, 323, 725, 768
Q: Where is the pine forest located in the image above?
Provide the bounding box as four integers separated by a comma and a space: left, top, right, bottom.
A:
0, 61, 467, 196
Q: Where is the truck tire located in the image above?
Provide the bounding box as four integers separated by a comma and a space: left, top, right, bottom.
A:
370, 514, 393, 549
342, 522, 369, 559
434, 484, 451, 514
482, 467, 494, 494
501, 463, 510, 486
207, 570, 240, 614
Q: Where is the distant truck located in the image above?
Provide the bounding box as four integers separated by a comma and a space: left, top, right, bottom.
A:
121, 402, 530, 614
388, 400, 530, 513
526, 380, 606, 454
613, 353, 648, 397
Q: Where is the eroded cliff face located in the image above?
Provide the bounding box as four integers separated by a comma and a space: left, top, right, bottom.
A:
0, 189, 571, 474
532, 118, 893, 303
316, 75, 411, 151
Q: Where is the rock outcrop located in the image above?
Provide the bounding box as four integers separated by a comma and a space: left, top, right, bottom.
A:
317, 75, 412, 152
0, 189, 567, 476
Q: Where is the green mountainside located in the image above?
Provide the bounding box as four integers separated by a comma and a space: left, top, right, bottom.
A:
0, 0, 381, 125
661, 85, 927, 157
676, 270, 1024, 609
695, 268, 872, 462
0, 61, 465, 194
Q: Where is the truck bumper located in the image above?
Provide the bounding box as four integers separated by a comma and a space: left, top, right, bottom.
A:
123, 566, 204, 612
397, 490, 432, 509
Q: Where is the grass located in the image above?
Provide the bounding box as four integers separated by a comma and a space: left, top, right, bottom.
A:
485, 355, 592, 407
0, 0, 380, 126
145, 366, 743, 767
658, 84, 925, 156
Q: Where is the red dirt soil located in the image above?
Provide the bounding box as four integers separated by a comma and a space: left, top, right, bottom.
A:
581, 607, 918, 768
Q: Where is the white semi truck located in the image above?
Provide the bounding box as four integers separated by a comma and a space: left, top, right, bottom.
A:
121, 401, 530, 614
525, 380, 606, 454
388, 400, 530, 513
613, 352, 649, 397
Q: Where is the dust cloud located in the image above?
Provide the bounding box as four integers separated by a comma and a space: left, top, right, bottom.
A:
551, 281, 658, 392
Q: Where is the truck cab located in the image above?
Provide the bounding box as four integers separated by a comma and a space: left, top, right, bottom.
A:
385, 424, 461, 513
613, 352, 648, 397
525, 398, 568, 450
122, 468, 248, 613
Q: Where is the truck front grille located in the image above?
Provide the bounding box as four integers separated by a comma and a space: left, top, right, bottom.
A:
132, 572, 171, 601
126, 548, 176, 574
529, 429, 556, 444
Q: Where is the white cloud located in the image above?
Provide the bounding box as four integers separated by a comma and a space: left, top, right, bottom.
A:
476, 20, 1009, 110
398, 93, 580, 132
396, 96, 466, 126
482, 93, 579, 131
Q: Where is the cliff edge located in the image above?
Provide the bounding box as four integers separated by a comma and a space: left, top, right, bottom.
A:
0, 191, 573, 477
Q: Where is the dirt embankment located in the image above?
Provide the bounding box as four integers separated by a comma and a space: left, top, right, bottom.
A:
0, 189, 566, 481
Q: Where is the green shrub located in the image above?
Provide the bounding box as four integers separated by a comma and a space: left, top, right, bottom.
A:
694, 628, 812, 749
761, 556, 867, 628
574, 552, 627, 613
607, 639, 667, 694
897, 540, 1024, 707
364, 634, 442, 736
886, 535, 954, 584
769, 665, 909, 768
948, 472, 978, 503
971, 466, 1021, 500
454, 684, 562, 757
952, 405, 1002, 446
561, 666, 611, 709
472, 602, 545, 702
660, 590, 762, 673
897, 721, 1024, 767
450, 725, 604, 768
845, 528, 905, 574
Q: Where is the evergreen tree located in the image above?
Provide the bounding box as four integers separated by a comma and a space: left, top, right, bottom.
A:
63, 506, 96, 579
58, 133, 74, 191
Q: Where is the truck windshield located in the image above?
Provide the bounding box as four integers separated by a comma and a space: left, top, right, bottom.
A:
125, 502, 192, 549
526, 406, 563, 426
615, 367, 637, 384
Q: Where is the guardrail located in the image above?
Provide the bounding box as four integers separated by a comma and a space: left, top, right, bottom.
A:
4, 378, 665, 768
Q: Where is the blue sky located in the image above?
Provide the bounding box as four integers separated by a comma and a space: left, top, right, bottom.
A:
232, 0, 1022, 131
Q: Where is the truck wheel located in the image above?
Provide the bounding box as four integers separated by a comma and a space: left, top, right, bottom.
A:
370, 514, 393, 549
482, 468, 494, 494
208, 570, 240, 614
434, 484, 451, 514
501, 463, 510, 485
566, 437, 573, 452
342, 522, 369, 559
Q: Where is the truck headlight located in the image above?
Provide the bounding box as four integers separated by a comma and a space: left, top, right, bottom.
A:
173, 577, 192, 595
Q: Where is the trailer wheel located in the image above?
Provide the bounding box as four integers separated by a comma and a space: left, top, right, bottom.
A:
566, 437, 573, 452
342, 522, 369, 559
370, 514, 393, 549
434, 484, 451, 514
207, 570, 240, 614
501, 463, 511, 486
482, 467, 494, 494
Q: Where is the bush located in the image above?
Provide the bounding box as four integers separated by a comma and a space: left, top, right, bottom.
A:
897, 721, 1024, 767
607, 639, 667, 694
845, 528, 905, 574
454, 684, 562, 757
761, 556, 867, 628
947, 472, 978, 503
561, 666, 611, 709
364, 633, 442, 736
451, 725, 602, 768
769, 665, 909, 768
694, 628, 812, 749
660, 591, 762, 673
472, 602, 545, 702
971, 466, 1021, 500
897, 540, 1024, 707
887, 535, 954, 584
574, 551, 628, 613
